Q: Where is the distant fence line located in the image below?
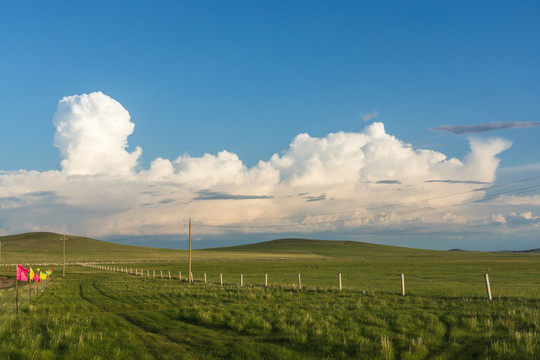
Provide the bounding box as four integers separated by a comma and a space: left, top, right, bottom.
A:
78, 263, 496, 301
1, 260, 186, 267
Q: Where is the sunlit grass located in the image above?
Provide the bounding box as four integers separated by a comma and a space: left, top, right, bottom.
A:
1, 266, 538, 359
0, 236, 538, 359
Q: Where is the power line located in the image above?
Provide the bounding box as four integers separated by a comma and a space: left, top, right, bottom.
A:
196, 175, 540, 223
106, 174, 540, 235
195, 180, 540, 229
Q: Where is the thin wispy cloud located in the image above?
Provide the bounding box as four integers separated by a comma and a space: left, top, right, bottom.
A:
424, 180, 490, 185
433, 121, 540, 135
303, 193, 326, 202
192, 190, 274, 201
376, 180, 402, 185
361, 109, 379, 122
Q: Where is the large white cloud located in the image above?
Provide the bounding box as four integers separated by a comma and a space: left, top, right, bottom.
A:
2, 91, 535, 245
53, 91, 142, 176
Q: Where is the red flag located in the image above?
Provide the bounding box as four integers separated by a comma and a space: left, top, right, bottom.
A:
16, 265, 29, 281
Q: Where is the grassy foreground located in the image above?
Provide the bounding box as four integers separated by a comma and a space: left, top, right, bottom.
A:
0, 267, 538, 360
0, 234, 539, 359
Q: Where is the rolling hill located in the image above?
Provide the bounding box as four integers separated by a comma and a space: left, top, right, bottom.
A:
2, 232, 538, 265
0, 232, 184, 264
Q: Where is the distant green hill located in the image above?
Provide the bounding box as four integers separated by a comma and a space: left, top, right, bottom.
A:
204, 237, 446, 259
3, 233, 537, 265
203, 237, 540, 263
0, 232, 183, 264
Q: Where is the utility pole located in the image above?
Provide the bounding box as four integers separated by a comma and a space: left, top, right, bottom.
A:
188, 218, 192, 282
62, 234, 66, 277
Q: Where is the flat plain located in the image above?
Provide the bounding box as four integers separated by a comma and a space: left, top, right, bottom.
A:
0, 233, 538, 359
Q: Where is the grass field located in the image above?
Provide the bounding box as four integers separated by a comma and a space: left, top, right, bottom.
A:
0, 233, 539, 359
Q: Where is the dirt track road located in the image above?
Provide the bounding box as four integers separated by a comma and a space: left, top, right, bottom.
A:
0, 277, 15, 289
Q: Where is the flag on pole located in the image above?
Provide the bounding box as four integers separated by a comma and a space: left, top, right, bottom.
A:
33, 273, 40, 283
40, 272, 47, 280
29, 268, 35, 281
16, 265, 29, 281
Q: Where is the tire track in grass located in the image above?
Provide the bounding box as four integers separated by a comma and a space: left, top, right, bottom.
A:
84, 276, 313, 360
78, 278, 194, 360
80, 279, 310, 359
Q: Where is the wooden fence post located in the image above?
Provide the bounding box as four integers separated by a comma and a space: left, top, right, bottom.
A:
160, 270, 163, 279
298, 274, 302, 289
153, 270, 155, 278
204, 273, 207, 283
220, 273, 223, 285
401, 274, 405, 296
241, 274, 243, 287
168, 270, 171, 280
339, 273, 342, 291
265, 273, 268, 288
179, 271, 182, 281
485, 274, 492, 301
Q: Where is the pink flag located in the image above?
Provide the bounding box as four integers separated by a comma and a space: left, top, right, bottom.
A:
33, 273, 40, 283
16, 265, 29, 281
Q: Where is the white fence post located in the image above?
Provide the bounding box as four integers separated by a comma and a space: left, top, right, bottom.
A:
298, 274, 302, 289
265, 273, 268, 288
401, 274, 405, 296
339, 273, 342, 291
485, 274, 492, 301
220, 273, 223, 285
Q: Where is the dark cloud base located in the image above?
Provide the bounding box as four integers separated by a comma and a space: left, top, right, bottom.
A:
433, 121, 540, 134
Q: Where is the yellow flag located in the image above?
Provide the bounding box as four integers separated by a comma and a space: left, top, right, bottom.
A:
40, 272, 47, 280
29, 268, 35, 281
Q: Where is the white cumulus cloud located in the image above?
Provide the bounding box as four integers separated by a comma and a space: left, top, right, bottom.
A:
53, 91, 142, 176
1, 91, 532, 245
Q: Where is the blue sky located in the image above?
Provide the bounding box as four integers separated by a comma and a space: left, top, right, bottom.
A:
1, 1, 539, 250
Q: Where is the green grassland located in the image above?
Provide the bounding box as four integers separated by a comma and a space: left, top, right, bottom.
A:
0, 233, 539, 359
0, 232, 181, 263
